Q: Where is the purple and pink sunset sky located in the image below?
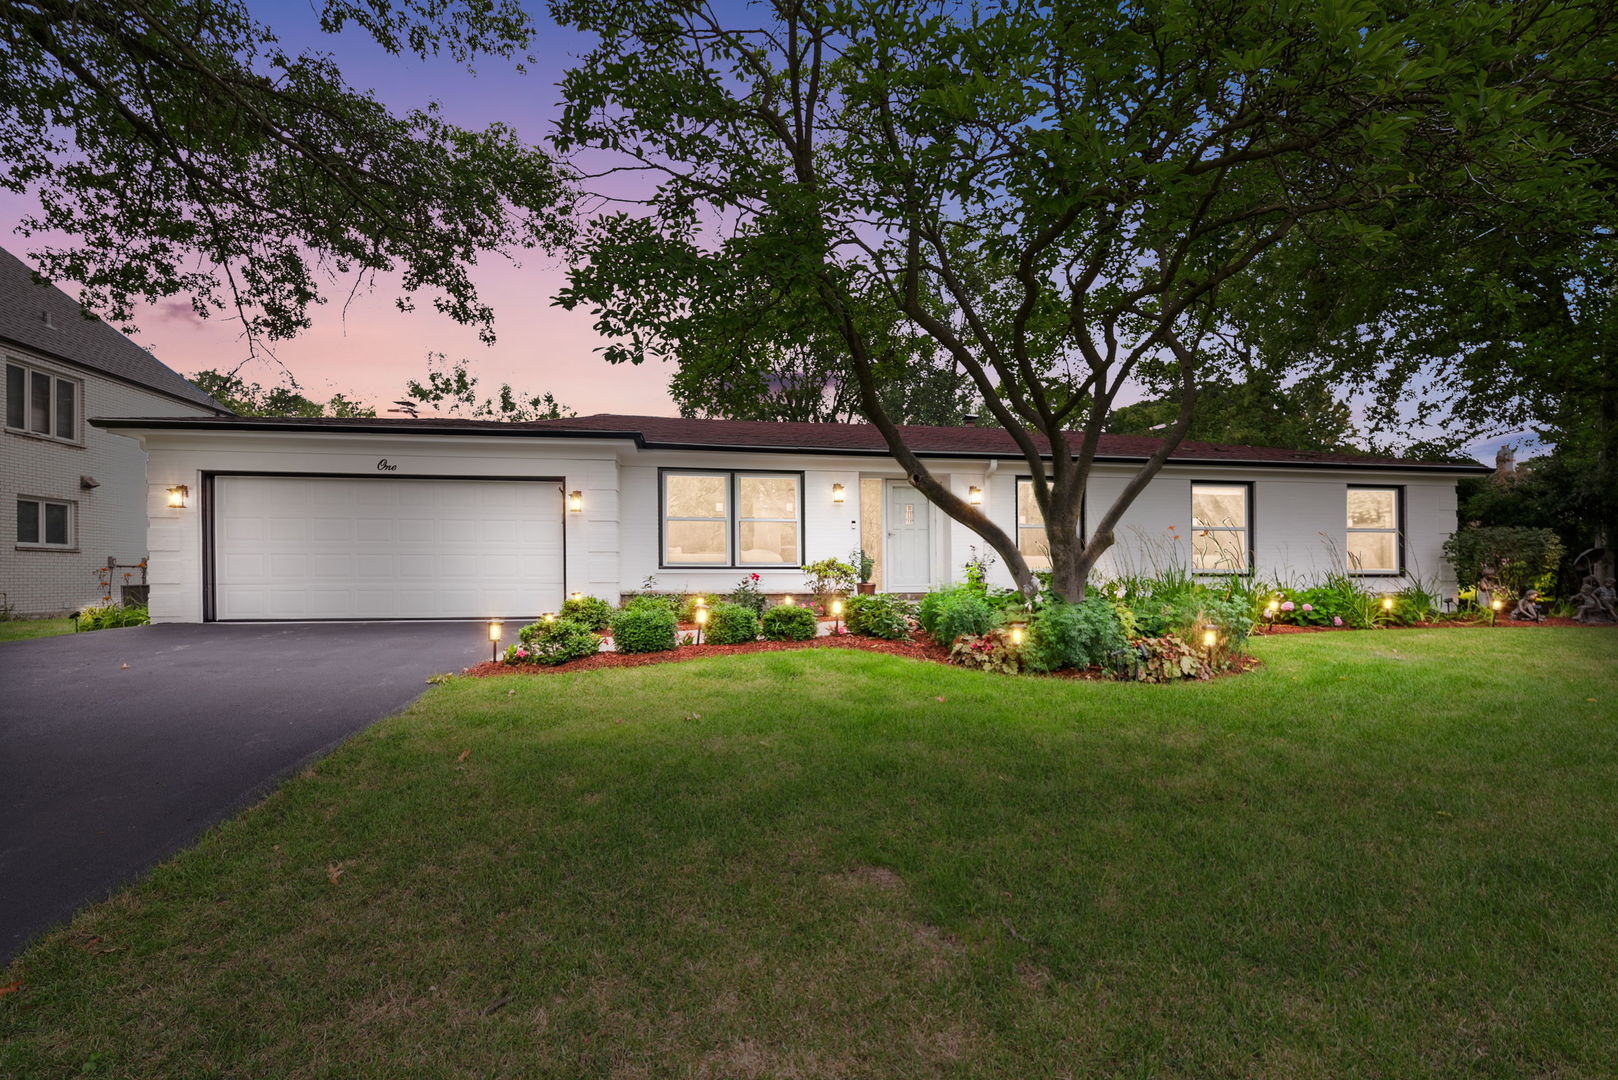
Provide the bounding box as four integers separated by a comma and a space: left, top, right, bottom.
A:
0, 1, 1516, 460
1, 1, 681, 416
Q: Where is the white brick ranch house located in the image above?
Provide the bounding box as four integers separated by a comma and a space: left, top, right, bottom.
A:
91, 412, 1489, 623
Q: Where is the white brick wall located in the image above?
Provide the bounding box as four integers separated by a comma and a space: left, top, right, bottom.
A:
2, 345, 214, 616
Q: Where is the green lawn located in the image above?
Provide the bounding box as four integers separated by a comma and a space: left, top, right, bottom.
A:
0, 617, 74, 643
4, 630, 1616, 1079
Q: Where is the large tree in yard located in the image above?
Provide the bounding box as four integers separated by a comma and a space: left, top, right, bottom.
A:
1, 0, 568, 349
553, 0, 1616, 599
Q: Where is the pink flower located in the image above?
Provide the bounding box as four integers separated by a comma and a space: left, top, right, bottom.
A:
1301, 604, 1313, 612
750, 573, 760, 581
515, 648, 528, 658
1332, 616, 1343, 626
1280, 601, 1295, 612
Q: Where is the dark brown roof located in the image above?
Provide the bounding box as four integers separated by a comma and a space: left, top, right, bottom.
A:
0, 248, 224, 411
93, 411, 1490, 472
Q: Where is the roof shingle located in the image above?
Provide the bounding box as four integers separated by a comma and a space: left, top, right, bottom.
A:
0, 247, 223, 411
92, 411, 1489, 472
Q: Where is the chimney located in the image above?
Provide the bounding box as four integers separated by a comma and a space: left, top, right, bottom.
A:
962, 413, 977, 427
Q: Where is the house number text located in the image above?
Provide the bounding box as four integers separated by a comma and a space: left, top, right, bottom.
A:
376, 459, 398, 471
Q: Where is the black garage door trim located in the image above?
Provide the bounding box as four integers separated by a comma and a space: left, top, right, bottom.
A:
202, 471, 568, 622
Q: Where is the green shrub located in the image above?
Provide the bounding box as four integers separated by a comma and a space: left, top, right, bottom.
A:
623, 592, 683, 616
704, 601, 759, 645
917, 585, 995, 644
802, 557, 857, 605
1128, 591, 1254, 645
845, 593, 912, 639
511, 617, 600, 665
611, 603, 678, 653
1443, 526, 1565, 597
760, 603, 818, 641
73, 603, 150, 631
560, 594, 614, 631
1025, 597, 1128, 673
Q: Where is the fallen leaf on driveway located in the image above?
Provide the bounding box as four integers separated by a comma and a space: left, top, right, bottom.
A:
456, 749, 471, 763
326, 863, 344, 885
119, 663, 130, 670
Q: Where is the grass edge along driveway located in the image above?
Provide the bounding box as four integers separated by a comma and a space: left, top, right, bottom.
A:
3, 628, 1616, 1079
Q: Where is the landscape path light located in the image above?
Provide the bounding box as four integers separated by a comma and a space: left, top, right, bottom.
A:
1009, 621, 1027, 646
1490, 596, 1503, 625
831, 597, 844, 632
694, 604, 708, 645
570, 591, 584, 603
487, 619, 503, 663
1201, 625, 1218, 650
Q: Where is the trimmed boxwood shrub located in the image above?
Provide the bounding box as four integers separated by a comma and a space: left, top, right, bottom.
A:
511, 617, 600, 665
916, 585, 995, 644
760, 603, 818, 641
844, 593, 911, 640
1024, 597, 1129, 673
611, 603, 678, 653
704, 601, 759, 645
560, 594, 614, 631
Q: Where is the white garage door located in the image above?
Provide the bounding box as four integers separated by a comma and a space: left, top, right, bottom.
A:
212, 476, 563, 620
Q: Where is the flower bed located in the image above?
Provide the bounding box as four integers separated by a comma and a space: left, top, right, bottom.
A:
465, 629, 950, 677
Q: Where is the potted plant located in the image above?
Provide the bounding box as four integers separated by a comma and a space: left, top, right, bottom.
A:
853, 548, 876, 595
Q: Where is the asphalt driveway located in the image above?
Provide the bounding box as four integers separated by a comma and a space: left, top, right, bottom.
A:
0, 622, 488, 964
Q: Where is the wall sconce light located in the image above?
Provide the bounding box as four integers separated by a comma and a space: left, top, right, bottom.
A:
694, 604, 708, 644
567, 490, 583, 513
487, 619, 503, 662
166, 484, 189, 509
968, 485, 982, 505
831, 482, 846, 504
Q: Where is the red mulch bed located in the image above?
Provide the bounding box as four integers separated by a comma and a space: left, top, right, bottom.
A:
1261, 616, 1610, 634
463, 631, 951, 677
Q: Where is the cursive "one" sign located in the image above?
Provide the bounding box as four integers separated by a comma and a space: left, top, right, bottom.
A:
376, 458, 398, 472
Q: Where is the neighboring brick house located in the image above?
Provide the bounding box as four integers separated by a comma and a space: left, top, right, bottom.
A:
2, 248, 227, 616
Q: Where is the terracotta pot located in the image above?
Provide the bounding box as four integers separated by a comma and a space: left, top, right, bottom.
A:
857, 582, 876, 595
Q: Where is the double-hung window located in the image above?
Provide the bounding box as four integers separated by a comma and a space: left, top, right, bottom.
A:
1346, 487, 1401, 574
1015, 478, 1086, 571
17, 497, 73, 548
1190, 482, 1251, 573
661, 470, 801, 567
5, 361, 78, 442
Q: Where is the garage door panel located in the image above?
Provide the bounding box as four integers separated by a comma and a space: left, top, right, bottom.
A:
214, 476, 561, 620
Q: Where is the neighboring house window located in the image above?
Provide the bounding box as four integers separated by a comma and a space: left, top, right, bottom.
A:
1190, 482, 1251, 573
17, 497, 73, 548
1346, 486, 1402, 574
661, 470, 802, 567
5, 361, 78, 441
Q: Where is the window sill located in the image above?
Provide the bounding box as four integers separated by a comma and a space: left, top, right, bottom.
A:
4, 426, 84, 448
659, 564, 805, 572
15, 544, 80, 553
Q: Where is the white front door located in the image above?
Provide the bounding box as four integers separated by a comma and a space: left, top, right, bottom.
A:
884, 481, 931, 589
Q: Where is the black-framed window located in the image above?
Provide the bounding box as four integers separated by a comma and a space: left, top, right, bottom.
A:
17, 496, 73, 547
1346, 486, 1403, 575
1014, 477, 1086, 571
5, 361, 78, 442
1190, 481, 1252, 573
660, 469, 803, 568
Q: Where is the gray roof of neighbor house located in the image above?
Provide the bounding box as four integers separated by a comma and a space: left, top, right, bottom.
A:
90, 411, 1492, 473
0, 247, 224, 412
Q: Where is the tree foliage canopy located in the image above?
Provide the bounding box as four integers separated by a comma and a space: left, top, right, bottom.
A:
553, 0, 1617, 597
1, 0, 569, 348
189, 368, 374, 417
